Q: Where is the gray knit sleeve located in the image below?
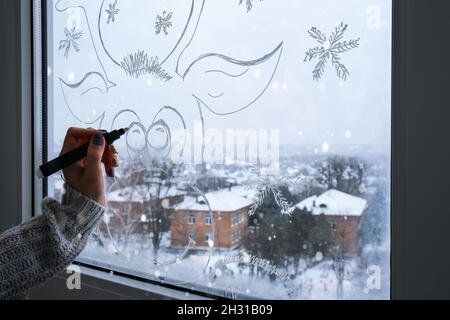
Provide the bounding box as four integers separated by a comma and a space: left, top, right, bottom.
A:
0, 184, 104, 300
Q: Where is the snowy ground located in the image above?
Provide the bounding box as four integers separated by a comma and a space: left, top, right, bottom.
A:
80, 236, 389, 300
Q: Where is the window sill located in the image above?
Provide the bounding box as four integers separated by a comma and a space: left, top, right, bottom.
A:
30, 263, 213, 300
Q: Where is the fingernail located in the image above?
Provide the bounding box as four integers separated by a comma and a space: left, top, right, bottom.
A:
92, 134, 104, 146
109, 168, 115, 178
113, 155, 119, 167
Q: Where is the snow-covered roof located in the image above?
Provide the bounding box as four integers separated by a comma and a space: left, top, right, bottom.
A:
296, 195, 318, 212
172, 188, 254, 212
229, 185, 257, 200
108, 185, 185, 203
294, 189, 367, 217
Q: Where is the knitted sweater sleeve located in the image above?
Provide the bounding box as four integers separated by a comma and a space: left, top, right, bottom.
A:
0, 184, 104, 299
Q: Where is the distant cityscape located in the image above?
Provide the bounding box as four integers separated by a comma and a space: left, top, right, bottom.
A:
50, 144, 390, 299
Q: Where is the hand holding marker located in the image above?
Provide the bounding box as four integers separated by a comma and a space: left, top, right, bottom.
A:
37, 128, 129, 179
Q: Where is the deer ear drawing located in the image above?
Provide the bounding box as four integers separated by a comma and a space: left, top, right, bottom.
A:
59, 72, 109, 126
182, 42, 283, 116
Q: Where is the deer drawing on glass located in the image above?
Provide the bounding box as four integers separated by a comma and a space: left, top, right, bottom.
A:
55, 0, 283, 162
53, 0, 283, 271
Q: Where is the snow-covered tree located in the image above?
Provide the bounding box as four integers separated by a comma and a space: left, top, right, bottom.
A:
358, 183, 388, 252
316, 156, 366, 196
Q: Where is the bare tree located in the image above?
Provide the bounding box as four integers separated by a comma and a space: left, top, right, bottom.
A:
136, 160, 175, 261
99, 159, 176, 262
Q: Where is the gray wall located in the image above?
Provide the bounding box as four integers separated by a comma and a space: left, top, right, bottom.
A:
0, 0, 33, 232
391, 0, 450, 299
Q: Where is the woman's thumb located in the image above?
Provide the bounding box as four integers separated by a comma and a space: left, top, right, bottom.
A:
86, 134, 106, 176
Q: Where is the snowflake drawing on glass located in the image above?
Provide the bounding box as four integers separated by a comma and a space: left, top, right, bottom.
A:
105, 0, 119, 24
155, 11, 173, 36
246, 178, 293, 216
239, 0, 264, 13
304, 22, 360, 81
58, 26, 83, 59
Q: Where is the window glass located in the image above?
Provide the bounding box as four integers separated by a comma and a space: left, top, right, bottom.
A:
329, 220, 337, 230
46, 0, 391, 299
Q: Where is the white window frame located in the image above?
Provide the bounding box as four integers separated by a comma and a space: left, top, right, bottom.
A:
204, 216, 212, 225
31, 0, 450, 301
188, 215, 196, 225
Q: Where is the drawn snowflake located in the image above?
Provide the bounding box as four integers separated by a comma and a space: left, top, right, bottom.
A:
58, 26, 83, 59
239, 0, 264, 13
246, 178, 293, 216
105, 0, 119, 24
304, 22, 360, 81
155, 11, 173, 36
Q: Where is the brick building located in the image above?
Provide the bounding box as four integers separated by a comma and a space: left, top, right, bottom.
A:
295, 189, 367, 254
169, 188, 254, 249
104, 185, 185, 234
